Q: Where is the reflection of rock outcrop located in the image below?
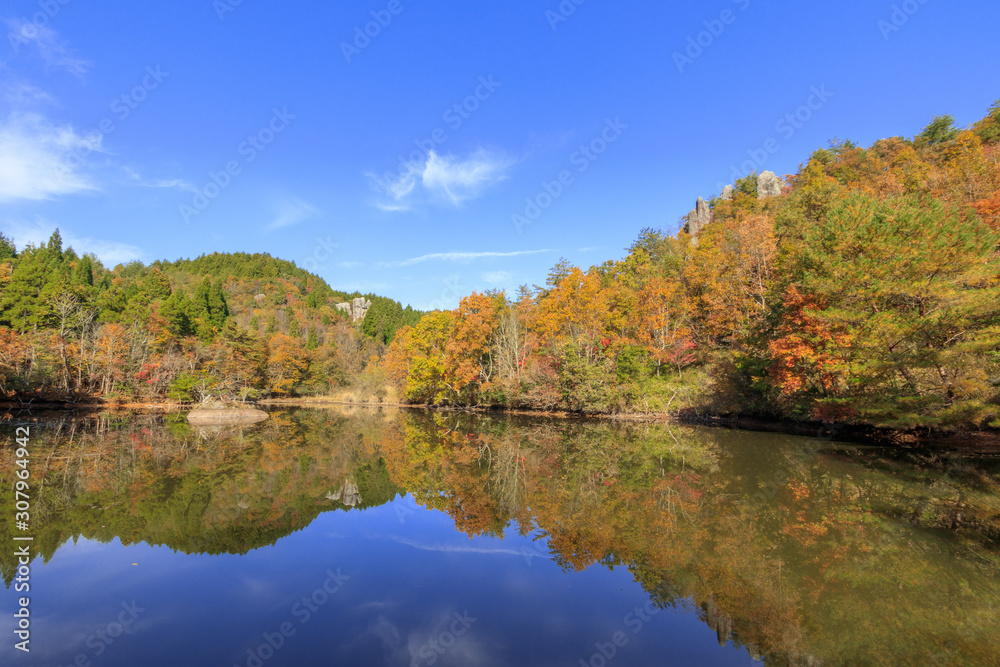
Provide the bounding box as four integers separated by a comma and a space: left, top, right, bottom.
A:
327, 479, 362, 507
703, 595, 734, 647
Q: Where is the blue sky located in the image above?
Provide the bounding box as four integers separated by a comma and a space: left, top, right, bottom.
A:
1, 0, 998, 310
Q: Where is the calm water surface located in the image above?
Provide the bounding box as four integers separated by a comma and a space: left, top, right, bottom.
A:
2, 408, 998, 666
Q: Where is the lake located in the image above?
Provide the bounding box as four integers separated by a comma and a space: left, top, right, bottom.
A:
2, 407, 999, 666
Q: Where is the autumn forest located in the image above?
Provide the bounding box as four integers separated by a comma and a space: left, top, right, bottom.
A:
2, 103, 1000, 432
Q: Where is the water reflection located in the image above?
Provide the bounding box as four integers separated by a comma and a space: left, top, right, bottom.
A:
1, 408, 998, 665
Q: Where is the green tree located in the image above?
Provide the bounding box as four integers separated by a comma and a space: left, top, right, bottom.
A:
916, 115, 960, 146
0, 233, 15, 261
0, 246, 55, 331
160, 291, 194, 338
776, 193, 1000, 427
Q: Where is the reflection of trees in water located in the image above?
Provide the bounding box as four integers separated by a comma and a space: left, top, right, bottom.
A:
3, 410, 998, 665
380, 413, 1000, 667
0, 409, 402, 587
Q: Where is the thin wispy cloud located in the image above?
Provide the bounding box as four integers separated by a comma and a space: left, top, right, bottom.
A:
0, 111, 101, 202
122, 167, 198, 193
384, 536, 536, 558
380, 249, 553, 268
1, 81, 54, 107
266, 197, 320, 231
368, 148, 515, 210
5, 20, 90, 76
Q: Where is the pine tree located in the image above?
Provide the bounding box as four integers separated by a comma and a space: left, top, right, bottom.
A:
0, 233, 15, 261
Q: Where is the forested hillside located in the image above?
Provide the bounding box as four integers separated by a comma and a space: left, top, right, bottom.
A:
0, 244, 421, 402
384, 103, 1000, 430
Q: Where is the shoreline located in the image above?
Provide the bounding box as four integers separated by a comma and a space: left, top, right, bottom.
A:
4, 397, 999, 453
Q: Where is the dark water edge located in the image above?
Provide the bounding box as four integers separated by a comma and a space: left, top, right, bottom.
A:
6, 399, 1000, 454
2, 407, 999, 666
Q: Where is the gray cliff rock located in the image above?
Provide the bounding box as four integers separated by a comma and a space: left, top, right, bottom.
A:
757, 171, 783, 199
721, 185, 734, 201
684, 197, 711, 237
335, 298, 373, 322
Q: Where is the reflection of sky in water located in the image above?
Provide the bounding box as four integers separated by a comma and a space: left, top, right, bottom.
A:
3, 496, 760, 666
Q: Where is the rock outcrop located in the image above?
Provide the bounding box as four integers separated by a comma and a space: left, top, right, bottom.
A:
715, 171, 784, 204
684, 197, 712, 237
336, 298, 372, 322
756, 171, 783, 199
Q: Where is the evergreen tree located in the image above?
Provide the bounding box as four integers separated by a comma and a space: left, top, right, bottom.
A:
916, 115, 961, 146
0, 246, 55, 331
140, 268, 172, 300
73, 255, 95, 286
46, 229, 64, 258
160, 291, 194, 338
0, 233, 16, 261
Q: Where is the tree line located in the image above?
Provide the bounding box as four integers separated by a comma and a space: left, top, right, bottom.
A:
0, 242, 420, 403
383, 104, 1000, 429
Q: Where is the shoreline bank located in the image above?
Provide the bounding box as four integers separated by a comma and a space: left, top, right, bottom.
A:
4, 397, 999, 452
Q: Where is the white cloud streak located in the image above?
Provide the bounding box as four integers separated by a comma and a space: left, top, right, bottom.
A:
266, 197, 320, 231
381, 249, 553, 268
